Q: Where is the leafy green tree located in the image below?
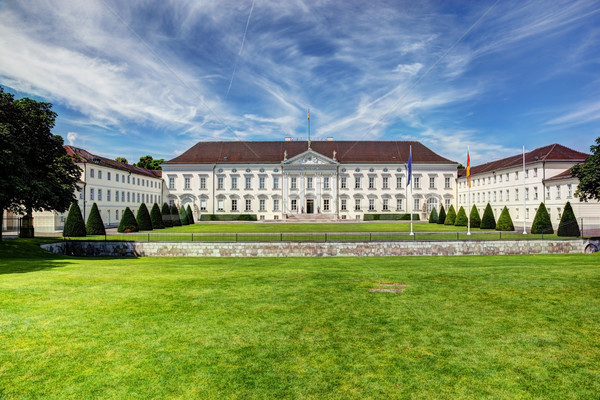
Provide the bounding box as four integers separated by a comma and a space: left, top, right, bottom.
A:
437, 205, 446, 225
0, 88, 80, 239
444, 205, 457, 225
186, 205, 195, 224
118, 207, 139, 233
62, 202, 86, 237
134, 155, 164, 170
531, 202, 554, 234
170, 205, 182, 227
85, 203, 106, 235
136, 203, 153, 231
571, 137, 600, 202
480, 203, 496, 229
470, 205, 481, 229
150, 203, 164, 229
179, 206, 189, 225
162, 203, 173, 227
428, 207, 438, 223
557, 201, 580, 237
115, 157, 128, 164
454, 206, 468, 226
496, 206, 514, 231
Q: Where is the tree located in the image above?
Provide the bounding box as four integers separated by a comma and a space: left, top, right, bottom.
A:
437, 205, 446, 225
480, 203, 496, 229
186, 205, 195, 224
0, 88, 80, 239
557, 201, 580, 237
115, 157, 128, 164
86, 203, 106, 235
496, 206, 515, 231
135, 155, 164, 170
428, 207, 438, 223
179, 206, 189, 225
455, 206, 468, 226
571, 137, 600, 202
531, 202, 554, 234
150, 203, 164, 229
170, 205, 182, 226
136, 203, 153, 231
444, 205, 456, 225
118, 207, 139, 233
162, 203, 173, 227
62, 202, 86, 237
470, 205, 481, 229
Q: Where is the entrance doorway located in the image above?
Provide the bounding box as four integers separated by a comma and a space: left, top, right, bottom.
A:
306, 199, 314, 214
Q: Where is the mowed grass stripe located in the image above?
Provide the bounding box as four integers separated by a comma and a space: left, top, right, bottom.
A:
0, 240, 598, 399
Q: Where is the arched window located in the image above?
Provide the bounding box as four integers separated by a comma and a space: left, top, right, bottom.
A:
426, 197, 438, 214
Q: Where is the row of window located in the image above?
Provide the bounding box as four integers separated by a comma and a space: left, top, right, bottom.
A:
460, 184, 573, 205
462, 168, 539, 188
89, 168, 160, 189
82, 188, 161, 205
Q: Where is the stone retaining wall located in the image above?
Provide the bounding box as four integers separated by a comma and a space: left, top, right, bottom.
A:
41, 239, 585, 257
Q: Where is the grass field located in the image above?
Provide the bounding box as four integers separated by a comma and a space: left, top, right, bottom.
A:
1, 240, 599, 399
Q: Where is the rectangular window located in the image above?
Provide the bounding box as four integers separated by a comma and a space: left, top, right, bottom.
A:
506, 173, 509, 181
499, 191, 503, 201
115, 190, 119, 202
445, 177, 451, 189
429, 177, 436, 189
383, 198, 389, 211
231, 177, 238, 190
273, 199, 280, 211
396, 176, 403, 188
355, 176, 361, 189
99, 170, 103, 180
413, 198, 420, 212
515, 171, 519, 180
127, 175, 130, 184
355, 199, 361, 211
413, 177, 420, 189
307, 177, 313, 189
90, 168, 95, 178
273, 176, 279, 190
534, 186, 538, 200
107, 172, 111, 181
98, 189, 102, 201
127, 192, 130, 202
184, 177, 190, 189
245, 177, 252, 190
259, 199, 266, 211
534, 168, 538, 177
525, 187, 529, 200
245, 199, 252, 211
291, 199, 297, 211
324, 177, 330, 190
137, 193, 140, 203
217, 200, 224, 211
445, 199, 451, 210
259, 177, 265, 189
525, 169, 529, 178
169, 177, 175, 189
557, 208, 562, 220
121, 192, 125, 202
499, 175, 502, 183
567, 184, 572, 198
369, 177, 375, 189
382, 177, 389, 189
217, 177, 224, 190
341, 199, 347, 211
396, 198, 403, 211
291, 177, 297, 190
116, 174, 119, 182
546, 186, 551, 200
90, 188, 95, 200
515, 188, 519, 201
323, 199, 330, 211
200, 177, 206, 189
200, 199, 207, 211
341, 177, 347, 189
369, 198, 375, 211
231, 199, 238, 211
556, 185, 561, 199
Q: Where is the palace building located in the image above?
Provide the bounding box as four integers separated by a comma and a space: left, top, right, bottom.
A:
161, 139, 458, 221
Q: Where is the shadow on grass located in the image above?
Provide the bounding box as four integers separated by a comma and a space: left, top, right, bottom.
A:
0, 238, 78, 275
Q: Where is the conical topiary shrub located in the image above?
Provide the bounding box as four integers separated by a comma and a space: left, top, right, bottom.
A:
170, 205, 182, 227
186, 205, 195, 225
428, 208, 438, 223
437, 205, 446, 225
118, 207, 139, 233
444, 205, 457, 225
496, 206, 514, 231
470, 205, 481, 229
557, 201, 580, 237
455, 206, 468, 226
86, 203, 106, 235
179, 206, 189, 225
63, 202, 86, 237
480, 203, 496, 229
162, 203, 173, 227
531, 202, 553, 234
136, 203, 153, 231
150, 203, 165, 229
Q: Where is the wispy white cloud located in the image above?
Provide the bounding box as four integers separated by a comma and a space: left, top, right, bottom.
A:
546, 101, 600, 126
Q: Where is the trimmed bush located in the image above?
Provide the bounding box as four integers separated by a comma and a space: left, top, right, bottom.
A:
179, 206, 189, 225
85, 203, 105, 235
150, 203, 164, 229
531, 202, 553, 234
480, 203, 496, 229
428, 208, 438, 223
136, 203, 153, 231
118, 207, 139, 233
437, 205, 446, 225
63, 202, 86, 237
161, 203, 173, 227
444, 205, 456, 225
470, 205, 481, 229
199, 214, 258, 222
363, 213, 420, 221
186, 205, 195, 224
496, 206, 515, 231
557, 201, 580, 237
454, 206, 468, 226
170, 205, 182, 226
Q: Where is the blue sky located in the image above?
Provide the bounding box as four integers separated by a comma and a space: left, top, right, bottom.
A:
1, 0, 599, 165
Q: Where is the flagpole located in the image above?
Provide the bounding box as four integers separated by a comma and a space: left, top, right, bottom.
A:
467, 146, 471, 235
522, 145, 527, 234
408, 145, 414, 236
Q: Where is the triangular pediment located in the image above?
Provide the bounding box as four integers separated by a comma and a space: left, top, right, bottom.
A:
283, 149, 338, 165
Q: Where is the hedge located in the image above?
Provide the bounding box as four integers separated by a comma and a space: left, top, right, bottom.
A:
454, 206, 468, 226
199, 214, 258, 221
444, 205, 456, 225
150, 203, 165, 229
428, 208, 438, 223
186, 205, 195, 224
480, 203, 496, 229
63, 202, 86, 237
161, 203, 173, 227
136, 203, 153, 231
496, 206, 514, 231
557, 201, 580, 237
531, 202, 553, 234
437, 205, 446, 225
170, 205, 182, 226
179, 206, 189, 225
470, 205, 481, 228
363, 213, 420, 221
118, 207, 139, 233
85, 203, 105, 235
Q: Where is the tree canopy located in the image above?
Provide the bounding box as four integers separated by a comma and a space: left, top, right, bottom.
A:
0, 88, 81, 238
571, 137, 600, 202
135, 155, 164, 170
115, 157, 128, 164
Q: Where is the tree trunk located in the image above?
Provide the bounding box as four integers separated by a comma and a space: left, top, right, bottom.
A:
19, 209, 35, 238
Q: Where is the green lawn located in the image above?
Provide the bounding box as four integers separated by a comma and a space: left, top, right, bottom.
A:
1, 240, 599, 399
